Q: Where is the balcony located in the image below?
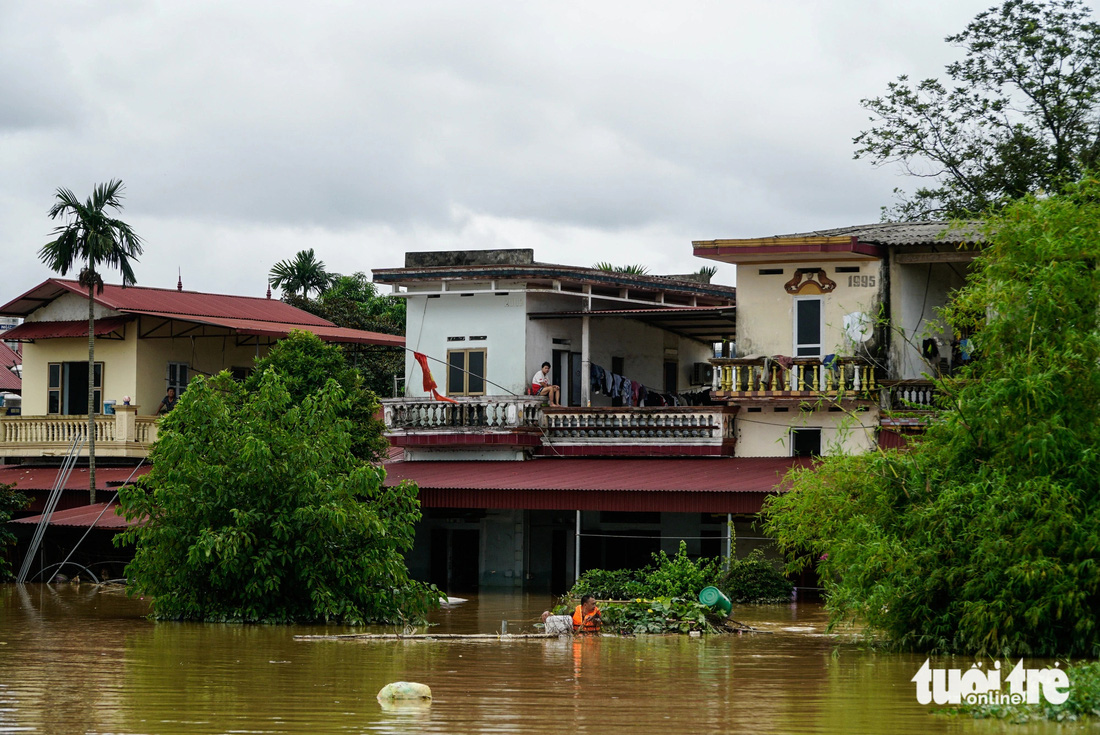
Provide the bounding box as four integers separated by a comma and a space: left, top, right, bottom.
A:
382, 396, 546, 459
381, 397, 738, 458
0, 406, 158, 458
879, 380, 939, 411
540, 406, 736, 457
710, 357, 878, 402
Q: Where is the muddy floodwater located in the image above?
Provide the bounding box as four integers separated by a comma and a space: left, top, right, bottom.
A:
0, 585, 1084, 734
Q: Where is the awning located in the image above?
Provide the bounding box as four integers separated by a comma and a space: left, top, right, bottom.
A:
9, 501, 141, 529
2, 317, 133, 341
528, 306, 736, 343
383, 456, 812, 513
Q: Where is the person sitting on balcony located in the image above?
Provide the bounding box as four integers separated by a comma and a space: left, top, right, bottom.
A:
531, 362, 562, 406
157, 387, 178, 415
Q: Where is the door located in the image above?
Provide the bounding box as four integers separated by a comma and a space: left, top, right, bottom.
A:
794, 297, 824, 357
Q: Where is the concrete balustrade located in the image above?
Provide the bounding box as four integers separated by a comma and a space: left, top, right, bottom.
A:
0, 406, 158, 458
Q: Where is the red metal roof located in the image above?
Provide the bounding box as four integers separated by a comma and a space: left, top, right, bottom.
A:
3, 316, 133, 340
383, 456, 812, 513
0, 280, 403, 348
0, 342, 20, 369
9, 500, 139, 529
0, 465, 151, 491
384, 456, 809, 492
0, 367, 20, 392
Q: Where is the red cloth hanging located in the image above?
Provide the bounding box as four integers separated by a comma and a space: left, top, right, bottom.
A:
413, 352, 458, 403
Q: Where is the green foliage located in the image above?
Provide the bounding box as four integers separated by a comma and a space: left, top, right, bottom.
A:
854, 0, 1100, 219
0, 483, 29, 581
593, 262, 650, 275
600, 597, 723, 635
570, 542, 786, 604
764, 176, 1100, 656
116, 369, 439, 624
569, 568, 646, 600
946, 661, 1100, 723
245, 330, 388, 462
283, 273, 405, 398
713, 549, 793, 604
268, 248, 332, 298
645, 541, 721, 598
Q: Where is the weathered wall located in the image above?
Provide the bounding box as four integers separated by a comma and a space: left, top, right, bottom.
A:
735, 261, 883, 358
888, 260, 968, 379
734, 407, 878, 457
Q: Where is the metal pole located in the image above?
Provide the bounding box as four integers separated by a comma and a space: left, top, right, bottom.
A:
574, 510, 581, 584
581, 315, 591, 406
724, 513, 733, 571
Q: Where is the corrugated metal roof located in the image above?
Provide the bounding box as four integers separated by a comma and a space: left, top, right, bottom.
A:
0, 367, 20, 392
0, 342, 20, 370
383, 456, 810, 492
0, 465, 151, 491
769, 221, 983, 247
0, 280, 404, 348
1, 279, 333, 324
3, 316, 132, 340
9, 500, 139, 529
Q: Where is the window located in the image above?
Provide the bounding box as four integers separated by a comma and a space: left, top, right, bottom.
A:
794, 296, 823, 357
47, 361, 104, 415
167, 362, 189, 395
791, 428, 821, 457
447, 349, 486, 396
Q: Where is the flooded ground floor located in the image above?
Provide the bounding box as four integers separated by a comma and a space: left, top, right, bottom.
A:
0, 585, 1080, 734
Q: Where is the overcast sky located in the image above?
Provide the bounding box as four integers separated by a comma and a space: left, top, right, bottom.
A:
0, 1, 1071, 297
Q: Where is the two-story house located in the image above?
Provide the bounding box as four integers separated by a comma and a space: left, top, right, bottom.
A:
372, 250, 811, 594
693, 221, 982, 451
1, 277, 403, 581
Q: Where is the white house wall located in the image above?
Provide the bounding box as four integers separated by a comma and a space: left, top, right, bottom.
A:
735, 261, 883, 358
403, 290, 528, 397
734, 407, 878, 457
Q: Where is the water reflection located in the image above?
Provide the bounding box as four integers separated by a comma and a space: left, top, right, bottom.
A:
0, 585, 1080, 734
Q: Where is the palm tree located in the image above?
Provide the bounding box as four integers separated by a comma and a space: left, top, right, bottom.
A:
593, 262, 650, 275
39, 180, 143, 504
269, 249, 332, 298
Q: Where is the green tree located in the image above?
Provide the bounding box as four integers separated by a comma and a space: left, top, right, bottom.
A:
283, 273, 406, 398
116, 368, 438, 623
269, 248, 332, 298
763, 175, 1100, 657
39, 180, 143, 503
0, 483, 30, 581
245, 330, 388, 461
854, 0, 1100, 219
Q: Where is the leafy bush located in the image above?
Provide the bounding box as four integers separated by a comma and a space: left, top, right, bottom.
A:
600, 597, 723, 635
117, 366, 439, 624
570, 568, 645, 600
0, 482, 29, 581
643, 541, 721, 598
714, 549, 792, 604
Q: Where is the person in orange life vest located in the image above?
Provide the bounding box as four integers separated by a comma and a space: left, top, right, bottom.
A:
572, 594, 601, 633
531, 362, 562, 406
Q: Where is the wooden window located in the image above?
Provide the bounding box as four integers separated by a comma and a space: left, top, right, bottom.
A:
47, 361, 104, 415
446, 349, 486, 396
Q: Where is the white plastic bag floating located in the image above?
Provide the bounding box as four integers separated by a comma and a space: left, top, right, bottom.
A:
377, 681, 432, 702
